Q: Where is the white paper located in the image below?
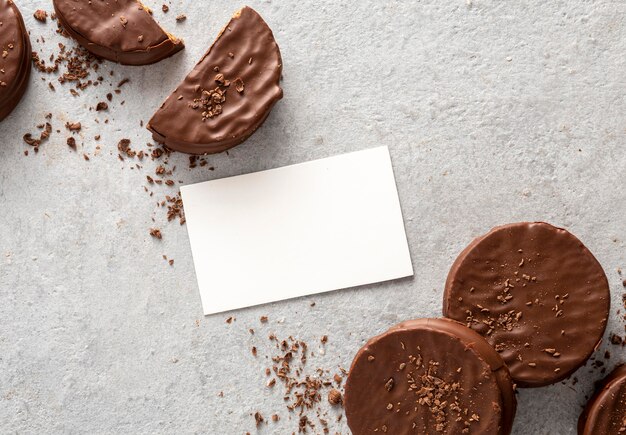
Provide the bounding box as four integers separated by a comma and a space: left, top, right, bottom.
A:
180, 146, 413, 315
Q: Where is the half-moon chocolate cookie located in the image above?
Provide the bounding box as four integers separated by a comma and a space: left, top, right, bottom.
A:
443, 222, 610, 388
146, 6, 283, 154
578, 365, 626, 434
344, 318, 517, 435
0, 0, 31, 121
53, 0, 183, 65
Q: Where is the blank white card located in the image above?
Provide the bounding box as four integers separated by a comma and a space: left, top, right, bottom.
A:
180, 146, 413, 315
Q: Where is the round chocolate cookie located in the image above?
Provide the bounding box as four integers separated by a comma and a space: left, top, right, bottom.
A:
53, 0, 183, 65
443, 222, 610, 388
0, 0, 31, 121
147, 6, 283, 154
344, 318, 516, 435
579, 365, 626, 434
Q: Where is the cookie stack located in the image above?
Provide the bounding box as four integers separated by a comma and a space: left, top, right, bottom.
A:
345, 222, 614, 434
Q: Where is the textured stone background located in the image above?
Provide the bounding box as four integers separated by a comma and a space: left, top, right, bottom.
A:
1, 0, 625, 433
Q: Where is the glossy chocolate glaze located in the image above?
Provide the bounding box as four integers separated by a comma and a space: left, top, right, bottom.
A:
443, 222, 610, 388
0, 0, 31, 121
147, 7, 283, 154
344, 318, 516, 435
53, 0, 183, 65
579, 365, 626, 434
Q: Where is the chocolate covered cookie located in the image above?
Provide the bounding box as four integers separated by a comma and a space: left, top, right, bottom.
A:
579, 365, 626, 434
147, 6, 283, 154
53, 0, 183, 65
344, 318, 516, 435
443, 222, 610, 388
0, 0, 31, 121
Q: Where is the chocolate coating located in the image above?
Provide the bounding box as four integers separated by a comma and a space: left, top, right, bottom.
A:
0, 0, 31, 121
147, 7, 283, 154
53, 0, 183, 65
344, 318, 516, 435
443, 222, 610, 388
579, 365, 626, 434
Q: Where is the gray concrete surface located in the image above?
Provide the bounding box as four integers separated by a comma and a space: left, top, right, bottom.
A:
1, 0, 625, 433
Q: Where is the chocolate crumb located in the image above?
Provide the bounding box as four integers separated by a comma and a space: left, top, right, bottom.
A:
176, 14, 186, 22
22, 121, 52, 150
260, 316, 268, 323
66, 137, 76, 149
328, 389, 342, 405
384, 377, 394, 392
234, 77, 244, 93
214, 73, 226, 85
254, 411, 264, 426
190, 87, 225, 120
299, 416, 308, 431
149, 228, 162, 239
33, 10, 48, 22
65, 121, 81, 131
162, 4, 169, 12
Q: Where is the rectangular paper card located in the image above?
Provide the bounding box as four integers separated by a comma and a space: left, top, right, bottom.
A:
181, 146, 413, 315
